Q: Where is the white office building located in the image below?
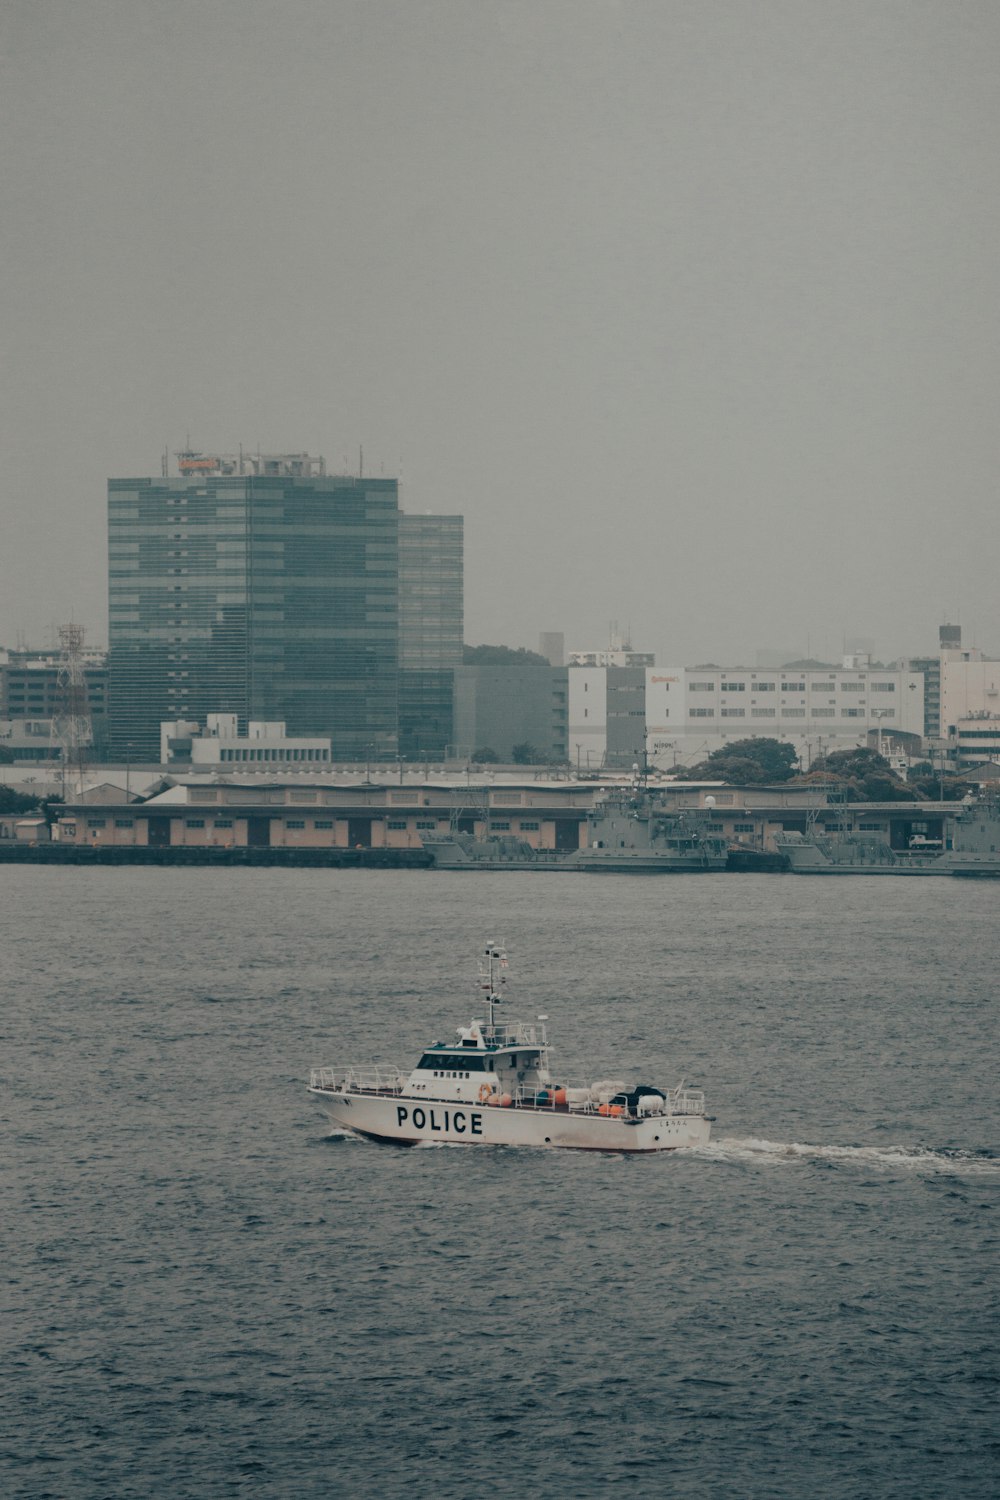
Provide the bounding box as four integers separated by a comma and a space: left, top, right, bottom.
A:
645, 663, 925, 770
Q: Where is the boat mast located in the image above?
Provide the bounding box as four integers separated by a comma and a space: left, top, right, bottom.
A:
479, 940, 508, 1038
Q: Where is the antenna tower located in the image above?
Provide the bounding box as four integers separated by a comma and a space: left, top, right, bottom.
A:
49, 624, 93, 798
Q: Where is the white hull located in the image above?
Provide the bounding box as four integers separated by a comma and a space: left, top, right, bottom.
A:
309, 1087, 711, 1153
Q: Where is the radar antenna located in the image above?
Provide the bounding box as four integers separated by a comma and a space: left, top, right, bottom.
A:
478, 940, 509, 1038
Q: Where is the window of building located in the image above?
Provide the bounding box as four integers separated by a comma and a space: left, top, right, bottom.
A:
721, 681, 746, 692
387, 819, 408, 830
415, 820, 437, 829
757, 682, 776, 691
689, 682, 715, 691
733, 822, 755, 833
752, 708, 776, 717
286, 819, 306, 829
811, 683, 835, 693
185, 819, 205, 828
87, 818, 107, 829
690, 708, 715, 718
491, 821, 511, 831
721, 708, 746, 717
782, 682, 805, 692
519, 821, 540, 831
114, 818, 134, 828
871, 682, 896, 692
314, 819, 334, 830
215, 819, 233, 828
841, 681, 864, 691
811, 709, 835, 717
783, 708, 806, 717
843, 709, 864, 718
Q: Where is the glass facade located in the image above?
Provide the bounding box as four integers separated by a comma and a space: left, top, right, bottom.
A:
108, 472, 400, 760
397, 514, 463, 758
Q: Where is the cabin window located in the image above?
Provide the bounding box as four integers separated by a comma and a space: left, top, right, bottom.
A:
418, 1053, 488, 1071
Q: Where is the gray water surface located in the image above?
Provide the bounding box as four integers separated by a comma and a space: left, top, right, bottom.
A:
4, 869, 998, 1498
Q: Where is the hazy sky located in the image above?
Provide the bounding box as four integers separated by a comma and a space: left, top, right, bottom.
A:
2, 0, 998, 665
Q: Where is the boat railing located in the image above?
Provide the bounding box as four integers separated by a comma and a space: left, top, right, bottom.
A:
309, 1064, 406, 1095
670, 1086, 705, 1115
496, 1082, 706, 1117
488, 1021, 545, 1047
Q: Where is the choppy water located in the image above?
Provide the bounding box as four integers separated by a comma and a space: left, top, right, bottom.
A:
4, 869, 998, 1498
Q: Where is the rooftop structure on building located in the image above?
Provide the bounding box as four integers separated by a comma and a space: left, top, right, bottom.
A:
173, 450, 327, 478
569, 647, 655, 668
568, 625, 654, 671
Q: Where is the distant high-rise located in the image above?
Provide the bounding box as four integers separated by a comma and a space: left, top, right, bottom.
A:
539, 632, 565, 667
397, 513, 463, 758
107, 453, 399, 760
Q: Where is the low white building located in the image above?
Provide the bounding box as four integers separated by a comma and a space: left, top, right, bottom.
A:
161, 713, 332, 769
645, 662, 925, 770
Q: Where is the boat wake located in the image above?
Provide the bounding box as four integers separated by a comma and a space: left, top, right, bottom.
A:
691, 1137, 1000, 1176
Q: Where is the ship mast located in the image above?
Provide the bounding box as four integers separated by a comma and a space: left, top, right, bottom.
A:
479, 940, 508, 1038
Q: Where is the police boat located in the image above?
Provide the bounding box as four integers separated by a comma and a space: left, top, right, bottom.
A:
307, 942, 711, 1153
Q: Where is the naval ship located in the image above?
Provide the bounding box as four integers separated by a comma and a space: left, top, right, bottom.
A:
421, 782, 728, 873
774, 794, 1000, 876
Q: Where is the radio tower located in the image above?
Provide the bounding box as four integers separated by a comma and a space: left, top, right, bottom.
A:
49, 624, 93, 798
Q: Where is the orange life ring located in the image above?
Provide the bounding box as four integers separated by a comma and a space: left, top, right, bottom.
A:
478, 1083, 494, 1104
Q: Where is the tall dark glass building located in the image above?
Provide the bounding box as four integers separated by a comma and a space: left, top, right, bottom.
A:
397, 514, 464, 759
108, 454, 399, 760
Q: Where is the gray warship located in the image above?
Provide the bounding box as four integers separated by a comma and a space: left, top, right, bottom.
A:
774, 794, 1000, 876
422, 783, 728, 873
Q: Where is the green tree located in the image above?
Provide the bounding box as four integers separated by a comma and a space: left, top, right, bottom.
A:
684, 737, 798, 785
0, 786, 42, 815
809, 747, 920, 801
510, 742, 541, 765
463, 644, 549, 666
473, 746, 500, 763
907, 766, 974, 802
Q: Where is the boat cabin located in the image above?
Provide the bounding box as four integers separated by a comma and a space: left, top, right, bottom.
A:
405, 1020, 552, 1102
